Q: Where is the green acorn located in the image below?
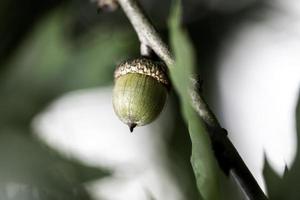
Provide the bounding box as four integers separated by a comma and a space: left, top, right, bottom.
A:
112, 57, 170, 132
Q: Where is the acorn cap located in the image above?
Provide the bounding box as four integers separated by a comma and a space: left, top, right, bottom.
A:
114, 57, 170, 88
112, 57, 169, 132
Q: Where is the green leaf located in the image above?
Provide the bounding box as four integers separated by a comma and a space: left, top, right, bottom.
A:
263, 155, 283, 199
168, 1, 220, 200
263, 93, 300, 199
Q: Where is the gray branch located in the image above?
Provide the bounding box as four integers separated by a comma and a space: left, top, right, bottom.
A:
116, 0, 268, 199
117, 0, 173, 65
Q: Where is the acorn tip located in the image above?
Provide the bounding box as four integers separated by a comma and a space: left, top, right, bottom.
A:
129, 123, 137, 132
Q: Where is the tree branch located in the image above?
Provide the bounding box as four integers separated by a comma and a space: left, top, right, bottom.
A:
117, 0, 173, 65
116, 0, 268, 199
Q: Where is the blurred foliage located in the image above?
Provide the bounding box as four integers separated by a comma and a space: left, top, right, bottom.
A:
0, 1, 137, 199
0, 0, 64, 67
263, 94, 300, 200
0, 0, 297, 199
0, 131, 109, 200
0, 8, 137, 128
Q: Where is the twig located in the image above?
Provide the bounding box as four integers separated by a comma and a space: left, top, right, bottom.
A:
117, 0, 173, 65
116, 0, 268, 199
191, 80, 268, 200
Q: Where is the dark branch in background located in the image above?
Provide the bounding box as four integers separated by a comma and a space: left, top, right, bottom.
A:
116, 0, 268, 199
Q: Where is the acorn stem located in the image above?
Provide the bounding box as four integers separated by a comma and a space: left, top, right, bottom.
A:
140, 43, 153, 57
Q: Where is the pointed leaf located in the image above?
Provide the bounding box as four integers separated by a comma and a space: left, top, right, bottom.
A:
168, 1, 220, 200
263, 93, 300, 199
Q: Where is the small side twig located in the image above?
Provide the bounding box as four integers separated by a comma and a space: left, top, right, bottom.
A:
116, 0, 268, 199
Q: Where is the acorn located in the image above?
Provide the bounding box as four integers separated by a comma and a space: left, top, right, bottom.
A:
112, 57, 170, 132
